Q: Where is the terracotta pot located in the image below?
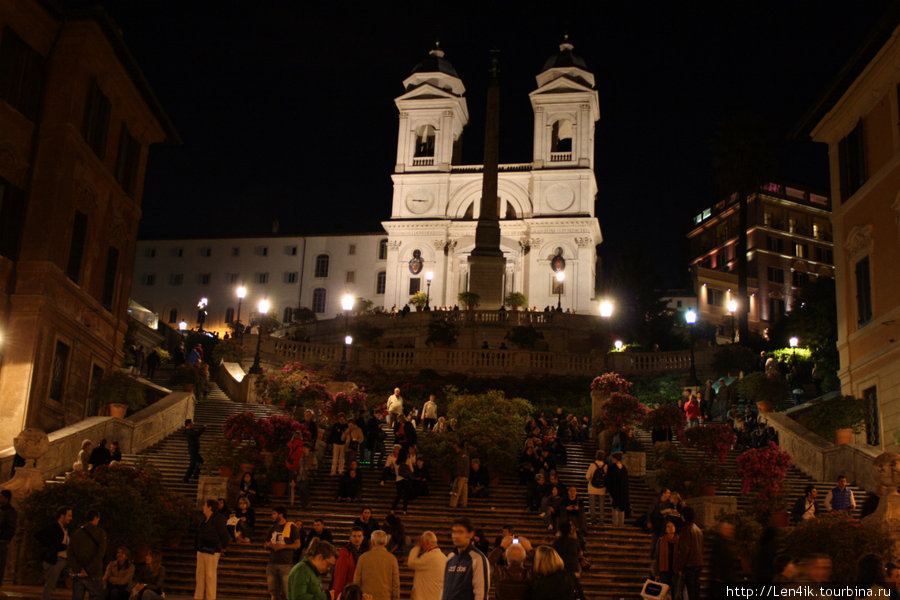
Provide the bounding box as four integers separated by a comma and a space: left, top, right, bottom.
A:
835, 428, 853, 445
183, 383, 195, 393
271, 481, 288, 496
218, 465, 235, 478
769, 509, 790, 528
700, 485, 717, 497
756, 400, 773, 414
108, 403, 128, 419
239, 462, 256, 473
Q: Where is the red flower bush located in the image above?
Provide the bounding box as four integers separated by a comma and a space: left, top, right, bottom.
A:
681, 424, 736, 462
590, 372, 633, 395
600, 392, 649, 430
736, 442, 793, 520
642, 403, 686, 435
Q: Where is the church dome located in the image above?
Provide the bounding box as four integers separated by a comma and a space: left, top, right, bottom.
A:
411, 43, 459, 78
540, 36, 588, 73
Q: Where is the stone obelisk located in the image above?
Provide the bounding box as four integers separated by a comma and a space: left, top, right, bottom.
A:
467, 51, 506, 309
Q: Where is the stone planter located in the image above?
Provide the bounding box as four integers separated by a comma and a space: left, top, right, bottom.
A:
590, 391, 610, 436
700, 484, 717, 497
622, 451, 646, 477
197, 475, 229, 508
835, 428, 853, 445
108, 403, 128, 419
686, 495, 737, 530
756, 400, 773, 413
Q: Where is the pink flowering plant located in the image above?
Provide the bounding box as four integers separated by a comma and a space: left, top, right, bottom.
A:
642, 403, 686, 435
599, 392, 649, 430
681, 424, 736, 463
255, 361, 319, 406
736, 442, 793, 521
590, 372, 633, 395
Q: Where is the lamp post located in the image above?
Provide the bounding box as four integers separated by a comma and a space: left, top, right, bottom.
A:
338, 294, 354, 381
614, 339, 624, 351
425, 271, 434, 311
685, 309, 700, 387
249, 298, 270, 375
178, 320, 187, 332
236, 286, 247, 339
789, 336, 799, 348
197, 297, 208, 332
555, 271, 565, 312
598, 299, 613, 319
727, 299, 738, 344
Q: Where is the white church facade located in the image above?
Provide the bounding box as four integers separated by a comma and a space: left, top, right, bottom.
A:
131, 40, 603, 331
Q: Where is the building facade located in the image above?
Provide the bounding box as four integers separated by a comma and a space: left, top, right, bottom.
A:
803, 10, 900, 450
0, 1, 177, 442
686, 183, 834, 341
382, 42, 602, 312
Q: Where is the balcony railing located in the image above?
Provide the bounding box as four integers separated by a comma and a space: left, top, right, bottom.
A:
549, 151, 572, 162
412, 157, 434, 167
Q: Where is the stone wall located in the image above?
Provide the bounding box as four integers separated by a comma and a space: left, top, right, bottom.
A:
218, 362, 250, 403
762, 411, 879, 491
0, 391, 194, 485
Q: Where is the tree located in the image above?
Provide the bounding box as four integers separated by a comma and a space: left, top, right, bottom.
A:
712, 113, 776, 343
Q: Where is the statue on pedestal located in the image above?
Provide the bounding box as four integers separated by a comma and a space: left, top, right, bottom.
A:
863, 452, 900, 556
2, 428, 50, 508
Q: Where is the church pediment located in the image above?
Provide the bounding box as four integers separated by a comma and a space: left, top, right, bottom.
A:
396, 82, 461, 103
532, 73, 594, 96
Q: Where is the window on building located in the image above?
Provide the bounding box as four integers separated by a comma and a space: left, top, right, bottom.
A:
231, 247, 240, 257
227, 273, 240, 284
376, 271, 386, 295
168, 308, 178, 324
378, 239, 388, 260
87, 364, 104, 416
314, 254, 329, 278
767, 267, 784, 284
348, 244, 356, 256
169, 273, 183, 286
716, 247, 729, 269
144, 247, 156, 258
856, 256, 873, 327
864, 386, 880, 446
256, 246, 268, 256
763, 211, 773, 227
66, 211, 88, 284
0, 27, 45, 121
768, 298, 785, 321
707, 288, 723, 307
199, 273, 211, 285
199, 247, 212, 257
101, 246, 118, 310
409, 278, 421, 295
838, 120, 866, 202
283, 307, 293, 323
794, 243, 806, 258
414, 124, 436, 157
765, 236, 783, 253
286, 246, 297, 256
792, 271, 809, 287
346, 271, 355, 284
550, 119, 573, 154
0, 179, 26, 260
284, 271, 298, 284
114, 124, 141, 196
225, 307, 235, 324
676, 300, 683, 308
256, 272, 269, 284
143, 274, 155, 286
48, 340, 70, 403
312, 288, 327, 313
172, 247, 183, 258
82, 79, 110, 159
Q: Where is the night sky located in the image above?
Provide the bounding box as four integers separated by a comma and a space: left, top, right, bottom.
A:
107, 2, 894, 286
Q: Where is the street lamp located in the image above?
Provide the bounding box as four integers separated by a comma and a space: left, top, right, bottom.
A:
236, 286, 247, 339
614, 339, 624, 351
338, 294, 355, 381
249, 299, 270, 375
555, 271, 565, 312
178, 320, 187, 331
685, 309, 700, 387
197, 297, 208, 331
727, 299, 738, 344
425, 271, 434, 311
789, 336, 799, 348
599, 299, 613, 319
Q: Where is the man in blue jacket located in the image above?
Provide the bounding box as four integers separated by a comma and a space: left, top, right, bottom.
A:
442, 517, 489, 600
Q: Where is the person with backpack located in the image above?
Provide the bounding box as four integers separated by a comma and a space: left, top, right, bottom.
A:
585, 450, 608, 526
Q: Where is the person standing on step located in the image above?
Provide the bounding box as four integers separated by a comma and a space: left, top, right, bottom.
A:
301, 409, 318, 446
333, 526, 367, 598
673, 505, 703, 600
606, 452, 630, 527
329, 413, 350, 476
422, 395, 438, 431
825, 475, 856, 513
145, 348, 160, 379
265, 507, 301, 600
408, 531, 447, 600
0, 490, 17, 588
449, 444, 469, 509
386, 388, 403, 428
352, 529, 400, 600
34, 505, 72, 600
441, 517, 489, 600
194, 499, 230, 600
585, 450, 608, 526
182, 419, 206, 483
68, 509, 107, 600
395, 414, 417, 452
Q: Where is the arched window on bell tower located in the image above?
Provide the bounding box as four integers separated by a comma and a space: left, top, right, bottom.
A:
414, 124, 436, 157
551, 119, 573, 156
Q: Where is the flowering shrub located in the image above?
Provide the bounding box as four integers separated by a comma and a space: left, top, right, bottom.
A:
736, 442, 792, 520
328, 389, 368, 420
785, 512, 892, 581
264, 415, 302, 450
256, 362, 318, 406
590, 372, 633, 395
642, 403, 686, 435
224, 412, 263, 445
681, 424, 736, 462
599, 392, 648, 430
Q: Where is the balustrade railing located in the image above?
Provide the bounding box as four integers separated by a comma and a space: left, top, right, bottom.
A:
550, 151, 572, 162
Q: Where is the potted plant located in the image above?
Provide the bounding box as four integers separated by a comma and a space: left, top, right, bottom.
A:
96, 371, 147, 418
410, 291, 429, 311
717, 511, 764, 573
736, 371, 790, 413
234, 442, 262, 474
736, 442, 793, 524
457, 291, 480, 310
174, 363, 209, 397
204, 438, 239, 478
599, 392, 648, 432
504, 291, 527, 311
267, 448, 290, 497
641, 403, 686, 442
802, 395, 867, 444
680, 424, 736, 463
652, 443, 726, 498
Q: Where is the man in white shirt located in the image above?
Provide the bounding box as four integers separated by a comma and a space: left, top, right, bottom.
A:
386, 388, 403, 427
422, 395, 438, 431
408, 531, 447, 600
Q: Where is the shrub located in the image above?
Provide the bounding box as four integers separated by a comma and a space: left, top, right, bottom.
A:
680, 424, 736, 462
95, 371, 147, 412
599, 392, 648, 431
736, 442, 792, 522
416, 431, 462, 479
504, 291, 528, 309
642, 403, 686, 435
211, 339, 245, 364
457, 291, 480, 309
174, 363, 210, 399
801, 395, 867, 440
736, 372, 790, 408
590, 372, 633, 395
256, 362, 319, 406
410, 291, 429, 309
632, 373, 684, 406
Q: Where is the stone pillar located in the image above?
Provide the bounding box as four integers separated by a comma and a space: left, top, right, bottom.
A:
197, 476, 229, 509
686, 495, 737, 530
623, 451, 646, 477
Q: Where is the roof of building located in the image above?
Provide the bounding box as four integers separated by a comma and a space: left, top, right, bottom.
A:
411, 43, 459, 78
541, 36, 589, 73
795, 3, 900, 138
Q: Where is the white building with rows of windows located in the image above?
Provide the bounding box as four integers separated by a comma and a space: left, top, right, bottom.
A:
131, 40, 603, 331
